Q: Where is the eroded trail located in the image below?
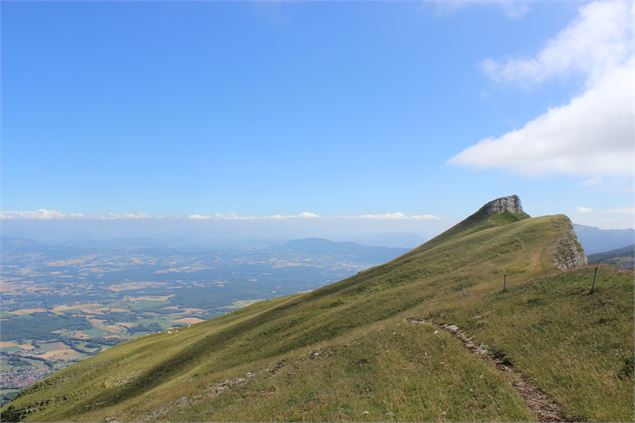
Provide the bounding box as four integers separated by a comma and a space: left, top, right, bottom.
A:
406, 318, 567, 422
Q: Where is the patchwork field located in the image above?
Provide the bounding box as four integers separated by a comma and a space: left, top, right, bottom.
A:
0, 237, 407, 405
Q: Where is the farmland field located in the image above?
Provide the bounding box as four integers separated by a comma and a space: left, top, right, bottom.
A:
0, 237, 406, 404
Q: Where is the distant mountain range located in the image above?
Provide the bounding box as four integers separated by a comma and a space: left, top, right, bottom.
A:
1, 236, 408, 265
279, 238, 408, 263
573, 224, 635, 255
0, 236, 40, 250
5, 222, 634, 260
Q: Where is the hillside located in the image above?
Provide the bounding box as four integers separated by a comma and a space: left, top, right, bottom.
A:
2, 196, 633, 422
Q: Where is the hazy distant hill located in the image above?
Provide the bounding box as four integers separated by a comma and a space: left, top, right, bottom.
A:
2, 197, 632, 422
280, 238, 408, 262
0, 236, 41, 250
356, 232, 427, 248
573, 224, 635, 255
588, 244, 635, 269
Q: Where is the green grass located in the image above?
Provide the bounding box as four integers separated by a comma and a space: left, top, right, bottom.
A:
2, 211, 633, 422
163, 321, 532, 422
430, 266, 634, 421
0, 390, 20, 407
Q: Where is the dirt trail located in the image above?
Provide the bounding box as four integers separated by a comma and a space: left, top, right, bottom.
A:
406, 318, 567, 422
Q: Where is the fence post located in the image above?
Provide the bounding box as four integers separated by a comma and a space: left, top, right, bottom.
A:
503, 273, 507, 292
590, 267, 599, 293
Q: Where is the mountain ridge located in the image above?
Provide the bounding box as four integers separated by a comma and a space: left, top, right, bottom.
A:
2, 196, 632, 422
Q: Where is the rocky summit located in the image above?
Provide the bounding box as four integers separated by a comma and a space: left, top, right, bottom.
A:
480, 195, 523, 215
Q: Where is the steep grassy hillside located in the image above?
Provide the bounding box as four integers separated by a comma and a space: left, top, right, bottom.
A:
2, 199, 633, 422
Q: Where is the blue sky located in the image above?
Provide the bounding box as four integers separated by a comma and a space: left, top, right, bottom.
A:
1, 0, 633, 241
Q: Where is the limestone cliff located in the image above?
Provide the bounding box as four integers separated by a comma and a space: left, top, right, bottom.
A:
478, 195, 524, 216
553, 221, 588, 270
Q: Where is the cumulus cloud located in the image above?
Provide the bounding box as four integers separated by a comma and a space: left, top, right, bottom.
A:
187, 214, 211, 221
96, 212, 152, 220
451, 59, 634, 176
572, 205, 635, 228
0, 210, 153, 220
204, 212, 322, 221
355, 212, 440, 221
450, 0, 634, 179
3, 210, 440, 222
188, 212, 438, 221
297, 211, 320, 219
576, 207, 593, 214
481, 0, 633, 85
0, 209, 68, 220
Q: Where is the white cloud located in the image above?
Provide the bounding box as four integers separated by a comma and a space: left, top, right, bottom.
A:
576, 207, 593, 214
356, 212, 440, 221
0, 211, 164, 221
199, 212, 438, 221
212, 212, 239, 220
481, 0, 633, 85
208, 212, 321, 221
0, 209, 67, 220
573, 205, 635, 228
188, 214, 211, 221
0, 210, 158, 221
96, 212, 152, 220
192, 211, 438, 221
2, 210, 440, 222
451, 59, 634, 176
297, 211, 320, 219
451, 0, 635, 179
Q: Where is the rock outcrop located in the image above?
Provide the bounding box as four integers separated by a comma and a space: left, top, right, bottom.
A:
553, 222, 588, 270
479, 195, 524, 216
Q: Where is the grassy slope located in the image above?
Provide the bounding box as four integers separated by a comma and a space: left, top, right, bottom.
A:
426, 266, 634, 421
2, 213, 633, 422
